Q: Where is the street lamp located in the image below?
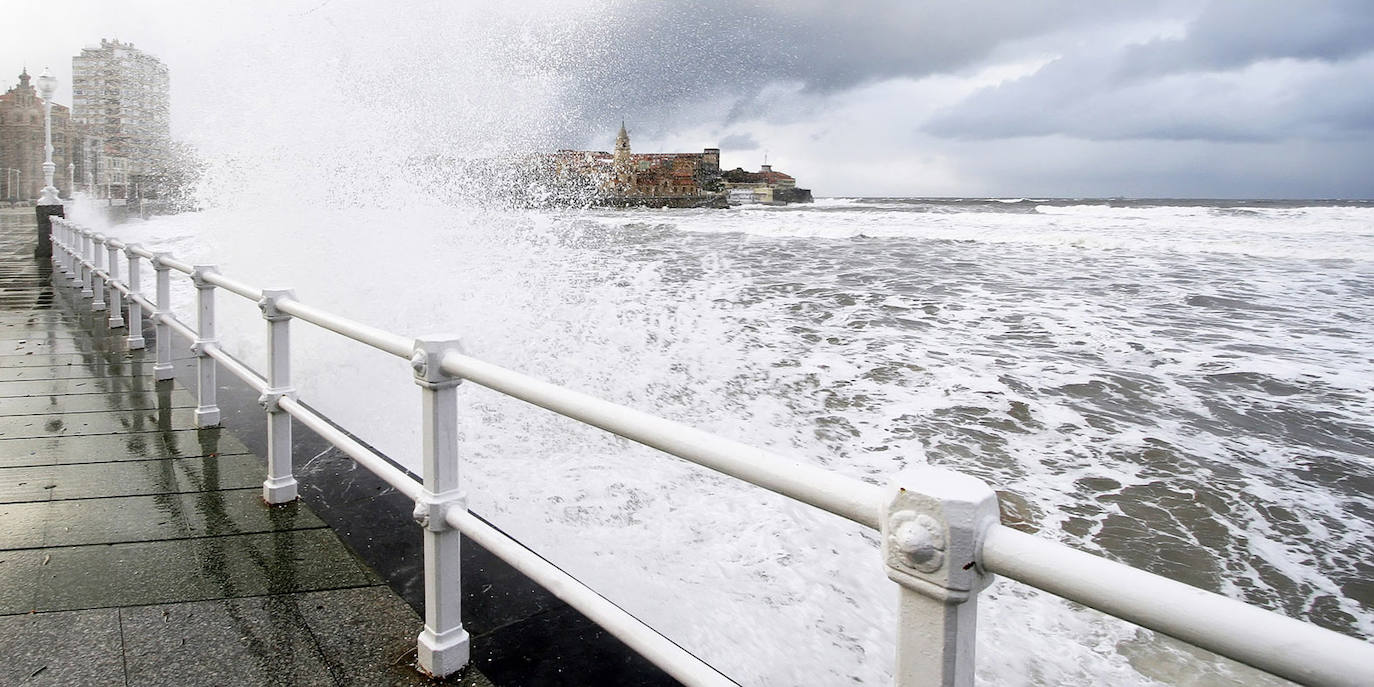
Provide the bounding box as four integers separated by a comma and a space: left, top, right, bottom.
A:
35, 68, 61, 206
68, 162, 75, 198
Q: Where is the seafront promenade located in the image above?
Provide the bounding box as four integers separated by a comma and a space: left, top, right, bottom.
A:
0, 207, 680, 686
12, 205, 1372, 686
0, 212, 484, 685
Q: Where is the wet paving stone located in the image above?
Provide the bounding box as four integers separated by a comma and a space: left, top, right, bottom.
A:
0, 332, 86, 346
120, 596, 336, 687
0, 363, 148, 383
0, 609, 125, 687
0, 489, 326, 549
0, 427, 252, 469
0, 387, 197, 416
295, 586, 495, 686
0, 350, 168, 369
0, 375, 154, 397
18, 528, 380, 614
0, 406, 200, 439
0, 453, 265, 503
0, 547, 43, 614
0, 338, 129, 355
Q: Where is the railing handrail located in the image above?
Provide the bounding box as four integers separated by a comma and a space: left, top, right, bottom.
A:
435, 348, 886, 528
47, 216, 1374, 687
982, 525, 1374, 686
49, 216, 737, 687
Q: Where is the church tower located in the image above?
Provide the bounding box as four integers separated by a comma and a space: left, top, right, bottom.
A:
612, 121, 634, 191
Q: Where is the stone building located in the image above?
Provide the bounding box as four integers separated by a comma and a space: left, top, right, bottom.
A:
721, 163, 813, 205
0, 69, 78, 201
71, 39, 170, 200
601, 122, 721, 198
530, 124, 805, 207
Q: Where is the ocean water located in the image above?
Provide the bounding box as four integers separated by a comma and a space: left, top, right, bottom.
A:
93, 197, 1374, 685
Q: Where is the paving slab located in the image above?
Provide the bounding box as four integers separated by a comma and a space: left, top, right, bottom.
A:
0, 406, 199, 439
296, 586, 496, 686
1, 387, 197, 416
0, 354, 151, 374
4, 529, 379, 615
0, 609, 125, 687
0, 311, 79, 322
0, 351, 154, 369
0, 546, 43, 615
0, 427, 252, 469
0, 453, 265, 503
0, 338, 129, 355
0, 374, 162, 397
0, 489, 326, 550
0, 298, 58, 310
0, 329, 83, 341
0, 364, 147, 383
0, 332, 85, 346
120, 595, 336, 687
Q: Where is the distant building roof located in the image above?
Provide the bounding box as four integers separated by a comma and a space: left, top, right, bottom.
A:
722, 167, 794, 184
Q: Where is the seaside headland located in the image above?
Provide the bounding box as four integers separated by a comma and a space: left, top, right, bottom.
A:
529, 123, 813, 208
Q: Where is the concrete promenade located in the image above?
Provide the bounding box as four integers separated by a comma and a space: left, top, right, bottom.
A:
0, 212, 480, 686
0, 209, 683, 686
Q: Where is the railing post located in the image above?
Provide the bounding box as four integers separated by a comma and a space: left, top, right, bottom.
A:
91, 234, 108, 312
105, 242, 124, 327
124, 245, 145, 349
882, 467, 999, 687
69, 225, 83, 287
410, 336, 470, 678
152, 253, 175, 381
190, 265, 221, 427
80, 231, 94, 297
257, 289, 299, 504
52, 220, 67, 274
59, 223, 70, 277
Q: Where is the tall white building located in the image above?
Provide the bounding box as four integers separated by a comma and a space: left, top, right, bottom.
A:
71, 39, 170, 200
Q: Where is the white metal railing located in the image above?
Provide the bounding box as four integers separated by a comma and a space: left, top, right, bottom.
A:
46, 217, 1374, 687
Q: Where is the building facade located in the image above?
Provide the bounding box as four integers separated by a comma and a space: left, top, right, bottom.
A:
720, 164, 812, 205
71, 39, 170, 200
0, 69, 77, 202
597, 123, 721, 198
529, 124, 806, 207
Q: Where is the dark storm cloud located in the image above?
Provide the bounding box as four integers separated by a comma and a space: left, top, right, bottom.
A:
925, 52, 1374, 142
718, 132, 759, 150
924, 0, 1374, 142
535, 0, 1374, 197
1117, 0, 1374, 77
556, 1, 1177, 142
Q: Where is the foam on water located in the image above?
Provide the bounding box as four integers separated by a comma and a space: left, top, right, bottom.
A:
653, 200, 1374, 261
90, 196, 1374, 686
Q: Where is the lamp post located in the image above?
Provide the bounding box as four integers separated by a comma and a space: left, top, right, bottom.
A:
33, 68, 63, 258
68, 162, 75, 199
35, 68, 60, 205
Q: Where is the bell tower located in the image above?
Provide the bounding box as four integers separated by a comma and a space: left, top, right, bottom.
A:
613, 121, 634, 191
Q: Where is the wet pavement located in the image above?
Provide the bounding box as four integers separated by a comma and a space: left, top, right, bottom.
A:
0, 210, 683, 687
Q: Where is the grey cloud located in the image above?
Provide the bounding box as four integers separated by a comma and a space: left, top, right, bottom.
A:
718, 132, 759, 150
1118, 0, 1374, 78
552, 1, 1179, 144
923, 1, 1374, 144
938, 135, 1374, 199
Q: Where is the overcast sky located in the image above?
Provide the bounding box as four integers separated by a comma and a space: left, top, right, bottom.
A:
3, 0, 1371, 198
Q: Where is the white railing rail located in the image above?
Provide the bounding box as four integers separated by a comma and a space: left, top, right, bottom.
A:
47, 217, 1374, 687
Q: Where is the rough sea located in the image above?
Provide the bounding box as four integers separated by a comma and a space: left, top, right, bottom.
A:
100, 196, 1374, 686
